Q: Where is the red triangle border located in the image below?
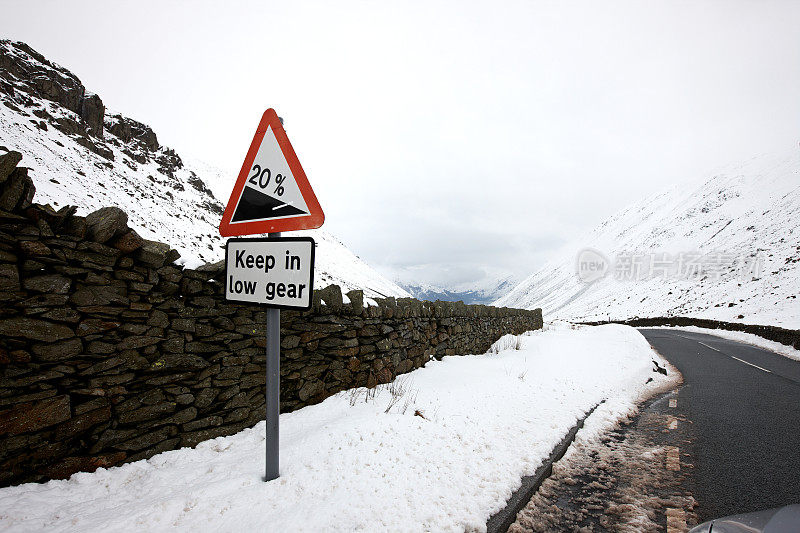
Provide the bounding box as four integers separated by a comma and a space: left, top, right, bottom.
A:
219, 108, 324, 236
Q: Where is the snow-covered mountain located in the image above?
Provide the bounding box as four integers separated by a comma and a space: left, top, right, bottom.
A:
495, 150, 800, 329
402, 272, 518, 304
0, 40, 409, 299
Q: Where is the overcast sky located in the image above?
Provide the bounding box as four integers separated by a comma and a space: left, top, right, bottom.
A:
4, 1, 799, 289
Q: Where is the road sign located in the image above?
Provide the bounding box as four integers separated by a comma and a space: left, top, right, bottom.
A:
225, 234, 316, 482
219, 109, 324, 237
220, 113, 323, 483
225, 237, 315, 310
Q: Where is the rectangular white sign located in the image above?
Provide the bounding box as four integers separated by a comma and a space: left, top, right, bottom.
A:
225, 237, 315, 310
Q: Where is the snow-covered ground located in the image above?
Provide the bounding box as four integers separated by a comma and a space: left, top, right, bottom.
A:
0, 325, 671, 532
650, 326, 800, 362
495, 150, 800, 329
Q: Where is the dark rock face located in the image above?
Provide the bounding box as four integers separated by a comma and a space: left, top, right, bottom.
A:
106, 114, 159, 151
0, 40, 187, 171
79, 93, 104, 137
0, 154, 543, 487
0, 41, 85, 119
74, 135, 114, 161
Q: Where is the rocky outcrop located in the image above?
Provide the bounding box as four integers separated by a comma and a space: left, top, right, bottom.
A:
79, 93, 104, 137
105, 114, 159, 151
0, 41, 86, 119
0, 40, 183, 169
0, 153, 542, 487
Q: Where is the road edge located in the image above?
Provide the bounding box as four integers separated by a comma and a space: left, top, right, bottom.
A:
485, 402, 602, 533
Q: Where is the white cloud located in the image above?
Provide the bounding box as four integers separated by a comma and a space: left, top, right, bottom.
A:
4, 0, 799, 290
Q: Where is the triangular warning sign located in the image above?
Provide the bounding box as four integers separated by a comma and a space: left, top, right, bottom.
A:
219, 109, 324, 236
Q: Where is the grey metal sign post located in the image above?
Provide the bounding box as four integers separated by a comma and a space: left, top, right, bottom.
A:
265, 232, 281, 481
223, 236, 316, 482
218, 109, 324, 483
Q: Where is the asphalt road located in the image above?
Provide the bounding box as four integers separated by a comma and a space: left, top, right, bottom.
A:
639, 328, 800, 523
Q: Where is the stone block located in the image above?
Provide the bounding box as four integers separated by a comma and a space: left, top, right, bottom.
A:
0, 167, 35, 212
175, 393, 195, 405
85, 207, 128, 243
54, 405, 111, 441
0, 264, 19, 291
298, 379, 323, 401
126, 438, 182, 463
180, 425, 238, 448
0, 395, 70, 435
71, 285, 128, 306
31, 338, 83, 361
162, 335, 184, 354
112, 229, 144, 253
135, 240, 172, 267
0, 151, 22, 183
116, 426, 177, 451
76, 318, 120, 336
41, 308, 81, 323
116, 335, 161, 351
42, 452, 126, 480
396, 359, 414, 374
161, 407, 197, 426
19, 240, 50, 256
224, 408, 250, 424
172, 318, 196, 332
150, 353, 209, 371
194, 388, 218, 409
183, 415, 223, 432
118, 402, 176, 424
0, 317, 74, 342
185, 341, 220, 353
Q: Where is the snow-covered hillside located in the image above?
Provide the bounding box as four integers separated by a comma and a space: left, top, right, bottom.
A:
495, 150, 800, 329
0, 40, 408, 299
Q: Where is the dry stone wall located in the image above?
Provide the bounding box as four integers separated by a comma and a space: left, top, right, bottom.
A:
0, 151, 542, 487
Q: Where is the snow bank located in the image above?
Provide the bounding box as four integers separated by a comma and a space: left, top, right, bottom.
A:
486, 333, 523, 353
654, 325, 800, 362
0, 325, 670, 532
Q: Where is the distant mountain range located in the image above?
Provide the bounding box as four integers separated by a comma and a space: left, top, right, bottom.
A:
495, 150, 800, 329
402, 273, 518, 305
0, 40, 409, 299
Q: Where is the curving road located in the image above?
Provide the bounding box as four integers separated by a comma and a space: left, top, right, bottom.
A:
639, 328, 800, 523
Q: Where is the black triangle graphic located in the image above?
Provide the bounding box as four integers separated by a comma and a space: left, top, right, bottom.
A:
231, 186, 307, 222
